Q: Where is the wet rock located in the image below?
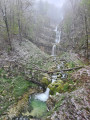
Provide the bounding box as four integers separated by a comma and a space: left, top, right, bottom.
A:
40, 76, 51, 86
57, 74, 62, 78
48, 80, 64, 95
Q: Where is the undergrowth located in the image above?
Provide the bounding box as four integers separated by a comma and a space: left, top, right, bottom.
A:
0, 68, 36, 115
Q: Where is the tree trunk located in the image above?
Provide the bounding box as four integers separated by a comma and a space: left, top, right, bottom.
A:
17, 0, 22, 45
18, 18, 22, 44
1, 5, 12, 51
85, 15, 88, 59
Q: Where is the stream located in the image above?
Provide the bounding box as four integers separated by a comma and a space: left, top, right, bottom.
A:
35, 26, 61, 102
13, 26, 64, 120
26, 26, 62, 118
52, 26, 61, 56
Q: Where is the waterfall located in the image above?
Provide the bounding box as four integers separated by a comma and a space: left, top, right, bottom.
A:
35, 75, 57, 102
51, 26, 61, 56
35, 26, 61, 102
58, 31, 61, 43
52, 75, 57, 83
52, 44, 56, 56
55, 26, 57, 32
35, 88, 50, 102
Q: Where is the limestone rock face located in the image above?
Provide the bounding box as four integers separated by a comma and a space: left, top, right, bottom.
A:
33, 26, 55, 55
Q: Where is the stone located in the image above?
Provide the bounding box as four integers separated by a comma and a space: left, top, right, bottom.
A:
40, 76, 51, 86
48, 80, 64, 95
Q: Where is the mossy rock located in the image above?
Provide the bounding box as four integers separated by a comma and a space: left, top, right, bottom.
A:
48, 80, 74, 95
57, 74, 62, 78
48, 80, 64, 95
40, 77, 51, 86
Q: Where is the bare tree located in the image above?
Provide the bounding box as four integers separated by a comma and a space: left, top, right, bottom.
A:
0, 0, 12, 50
84, 8, 89, 59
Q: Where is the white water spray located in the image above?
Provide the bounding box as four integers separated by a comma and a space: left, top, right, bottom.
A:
35, 75, 57, 102
52, 44, 56, 56
51, 26, 61, 56
35, 26, 61, 102
35, 88, 50, 102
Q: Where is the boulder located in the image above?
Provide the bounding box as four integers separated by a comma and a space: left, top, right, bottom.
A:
48, 80, 64, 95
40, 76, 51, 86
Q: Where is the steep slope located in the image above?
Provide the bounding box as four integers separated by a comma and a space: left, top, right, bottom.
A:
12, 37, 48, 63
46, 66, 90, 120
0, 37, 49, 119
32, 25, 55, 55
0, 37, 48, 67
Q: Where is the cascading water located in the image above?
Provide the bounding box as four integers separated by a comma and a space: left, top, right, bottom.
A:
52, 75, 57, 83
13, 26, 66, 120
26, 75, 57, 118
19, 26, 62, 119
51, 26, 61, 56
35, 26, 61, 102
35, 88, 50, 102
52, 44, 56, 56
35, 75, 57, 102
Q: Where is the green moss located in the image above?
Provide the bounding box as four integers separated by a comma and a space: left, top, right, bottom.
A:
0, 101, 14, 116
28, 98, 47, 118
48, 75, 77, 95
67, 61, 75, 68
63, 82, 70, 92
48, 80, 64, 95
0, 68, 37, 115
12, 24, 19, 34
54, 96, 65, 111
40, 77, 51, 86
0, 68, 6, 77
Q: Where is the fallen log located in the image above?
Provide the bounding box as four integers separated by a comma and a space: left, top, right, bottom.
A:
26, 67, 47, 73
47, 66, 83, 74
28, 66, 83, 74
25, 66, 83, 90
63, 66, 83, 71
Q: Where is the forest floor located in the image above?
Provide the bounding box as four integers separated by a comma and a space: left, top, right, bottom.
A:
0, 37, 90, 120
46, 65, 90, 120
0, 37, 53, 120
